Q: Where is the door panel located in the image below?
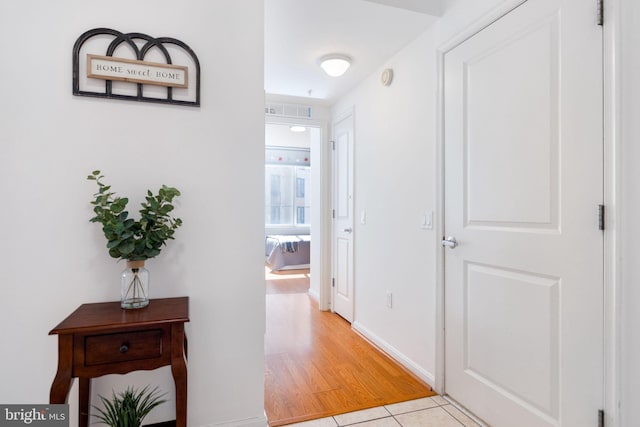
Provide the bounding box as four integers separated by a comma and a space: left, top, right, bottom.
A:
336, 237, 351, 302
336, 129, 351, 219
444, 0, 603, 426
464, 263, 559, 417
464, 15, 559, 229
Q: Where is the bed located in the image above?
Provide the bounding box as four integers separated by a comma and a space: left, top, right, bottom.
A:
265, 235, 311, 271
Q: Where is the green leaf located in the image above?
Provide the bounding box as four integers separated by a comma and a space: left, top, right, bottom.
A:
146, 249, 161, 258
118, 241, 135, 255
108, 248, 121, 259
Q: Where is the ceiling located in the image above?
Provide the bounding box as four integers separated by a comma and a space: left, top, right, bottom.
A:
264, 0, 442, 103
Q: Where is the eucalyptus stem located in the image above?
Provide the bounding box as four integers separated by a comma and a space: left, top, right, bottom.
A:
124, 268, 147, 304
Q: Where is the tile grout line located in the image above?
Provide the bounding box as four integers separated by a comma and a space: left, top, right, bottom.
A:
440, 409, 470, 427
440, 396, 486, 427
330, 403, 396, 426
387, 402, 466, 427
327, 396, 476, 427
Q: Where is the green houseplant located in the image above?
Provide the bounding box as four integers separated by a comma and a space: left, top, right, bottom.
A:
88, 170, 183, 308
92, 386, 167, 427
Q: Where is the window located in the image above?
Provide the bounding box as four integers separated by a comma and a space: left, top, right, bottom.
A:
296, 177, 305, 198
265, 146, 310, 226
269, 174, 283, 224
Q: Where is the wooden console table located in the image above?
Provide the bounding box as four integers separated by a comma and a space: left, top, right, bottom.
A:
49, 297, 189, 427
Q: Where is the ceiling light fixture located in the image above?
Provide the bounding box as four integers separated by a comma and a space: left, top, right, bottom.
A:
290, 125, 307, 132
319, 54, 352, 77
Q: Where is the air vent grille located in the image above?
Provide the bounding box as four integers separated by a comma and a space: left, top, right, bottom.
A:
265, 102, 312, 119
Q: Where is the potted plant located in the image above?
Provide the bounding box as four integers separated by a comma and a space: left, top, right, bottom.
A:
92, 386, 167, 427
88, 170, 183, 309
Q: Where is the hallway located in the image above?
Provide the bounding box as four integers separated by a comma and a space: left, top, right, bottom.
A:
264, 270, 435, 426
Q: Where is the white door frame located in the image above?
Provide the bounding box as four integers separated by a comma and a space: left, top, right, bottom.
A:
265, 117, 332, 311
602, 0, 622, 425
433, 1, 621, 426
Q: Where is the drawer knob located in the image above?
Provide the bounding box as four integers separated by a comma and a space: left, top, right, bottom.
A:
119, 344, 129, 353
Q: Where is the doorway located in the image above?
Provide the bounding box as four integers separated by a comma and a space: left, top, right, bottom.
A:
264, 121, 327, 300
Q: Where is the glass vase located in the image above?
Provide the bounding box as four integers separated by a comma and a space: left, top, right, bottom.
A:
121, 260, 149, 309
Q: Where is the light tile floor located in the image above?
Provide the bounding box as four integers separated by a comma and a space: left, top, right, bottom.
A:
285, 397, 484, 427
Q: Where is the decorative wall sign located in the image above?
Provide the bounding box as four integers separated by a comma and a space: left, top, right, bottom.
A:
73, 28, 200, 107
87, 54, 188, 88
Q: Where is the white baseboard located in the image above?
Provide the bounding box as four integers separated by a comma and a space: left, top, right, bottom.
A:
212, 413, 268, 427
352, 321, 435, 388
308, 287, 320, 302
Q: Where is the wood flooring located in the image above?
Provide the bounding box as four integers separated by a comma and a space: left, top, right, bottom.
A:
264, 270, 435, 426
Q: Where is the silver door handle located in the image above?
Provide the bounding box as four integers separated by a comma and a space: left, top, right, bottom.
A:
343, 228, 353, 233
441, 236, 458, 249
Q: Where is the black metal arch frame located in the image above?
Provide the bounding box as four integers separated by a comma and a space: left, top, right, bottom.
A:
72, 28, 201, 107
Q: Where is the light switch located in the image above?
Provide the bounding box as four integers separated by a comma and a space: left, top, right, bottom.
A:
421, 211, 433, 229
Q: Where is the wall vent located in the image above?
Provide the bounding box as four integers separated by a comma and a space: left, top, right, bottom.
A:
265, 102, 312, 119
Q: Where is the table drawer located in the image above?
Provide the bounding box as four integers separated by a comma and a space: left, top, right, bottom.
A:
84, 330, 163, 366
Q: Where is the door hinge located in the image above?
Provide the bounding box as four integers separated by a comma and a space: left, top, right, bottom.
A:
332, 209, 336, 219
331, 140, 336, 150
597, 0, 604, 26
598, 409, 605, 427
332, 278, 335, 288
598, 204, 605, 231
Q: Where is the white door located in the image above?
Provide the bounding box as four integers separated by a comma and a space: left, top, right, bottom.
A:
443, 0, 603, 426
332, 112, 355, 322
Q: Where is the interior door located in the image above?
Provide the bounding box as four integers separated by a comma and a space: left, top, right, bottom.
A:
443, 0, 603, 426
332, 112, 355, 322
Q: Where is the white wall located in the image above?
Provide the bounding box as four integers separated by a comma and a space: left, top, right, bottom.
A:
331, 29, 439, 383
308, 127, 328, 304
0, 1, 266, 426
265, 123, 311, 149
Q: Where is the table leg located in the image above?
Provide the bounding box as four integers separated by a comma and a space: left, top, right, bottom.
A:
171, 324, 188, 427
50, 334, 73, 404
79, 378, 91, 427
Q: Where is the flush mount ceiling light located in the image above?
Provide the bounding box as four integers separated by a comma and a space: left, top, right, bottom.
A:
290, 125, 307, 132
319, 54, 352, 77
